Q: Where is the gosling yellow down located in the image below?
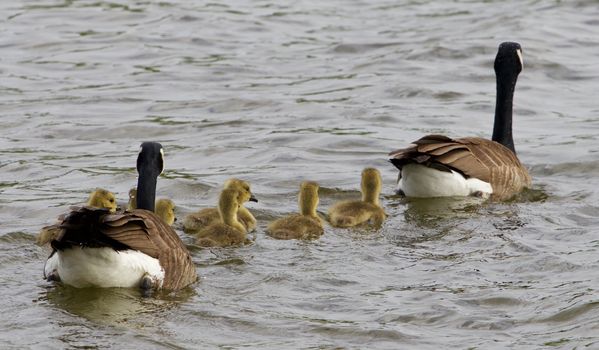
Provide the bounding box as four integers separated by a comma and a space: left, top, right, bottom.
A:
155, 198, 176, 226
128, 188, 176, 226
37, 188, 117, 246
183, 178, 257, 234
267, 181, 324, 240
195, 186, 255, 247
328, 168, 386, 228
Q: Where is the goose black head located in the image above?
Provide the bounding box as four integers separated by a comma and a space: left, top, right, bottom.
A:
495, 42, 523, 76
137, 142, 164, 177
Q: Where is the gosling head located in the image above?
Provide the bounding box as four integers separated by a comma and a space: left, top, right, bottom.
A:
155, 198, 176, 225
87, 188, 117, 213
224, 178, 257, 204
127, 187, 137, 210
298, 181, 319, 217
361, 168, 383, 205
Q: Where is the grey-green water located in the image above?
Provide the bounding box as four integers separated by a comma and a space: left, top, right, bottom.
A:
1, 0, 599, 349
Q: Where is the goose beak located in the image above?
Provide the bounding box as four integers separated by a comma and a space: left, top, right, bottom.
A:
249, 194, 258, 202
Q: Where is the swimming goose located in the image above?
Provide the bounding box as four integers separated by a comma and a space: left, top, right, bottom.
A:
127, 188, 176, 226
43, 142, 197, 291
389, 42, 531, 200
267, 181, 324, 240
36, 188, 117, 246
328, 168, 386, 228
183, 178, 257, 234
195, 187, 255, 247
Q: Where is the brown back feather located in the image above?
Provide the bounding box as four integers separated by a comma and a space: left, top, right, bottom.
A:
389, 135, 531, 200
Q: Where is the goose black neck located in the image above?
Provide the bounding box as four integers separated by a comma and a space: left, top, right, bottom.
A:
136, 170, 157, 212
492, 72, 518, 154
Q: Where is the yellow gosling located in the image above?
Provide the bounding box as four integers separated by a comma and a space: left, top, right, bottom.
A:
267, 181, 324, 240
328, 168, 386, 228
127, 187, 137, 211
155, 198, 176, 226
37, 188, 117, 246
195, 187, 253, 247
87, 188, 117, 213
183, 178, 257, 234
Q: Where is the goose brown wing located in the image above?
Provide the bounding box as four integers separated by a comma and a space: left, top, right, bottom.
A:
389, 135, 531, 199
103, 209, 197, 290
49, 206, 197, 290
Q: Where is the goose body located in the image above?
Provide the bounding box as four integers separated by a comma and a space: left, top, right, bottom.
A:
183, 178, 257, 234
328, 168, 386, 228
389, 42, 531, 201
195, 187, 255, 247
45, 247, 162, 288
267, 181, 324, 240
43, 142, 197, 291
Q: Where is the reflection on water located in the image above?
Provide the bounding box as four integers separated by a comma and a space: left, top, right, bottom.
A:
43, 285, 195, 326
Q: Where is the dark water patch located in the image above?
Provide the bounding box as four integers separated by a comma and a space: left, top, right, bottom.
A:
332, 42, 402, 54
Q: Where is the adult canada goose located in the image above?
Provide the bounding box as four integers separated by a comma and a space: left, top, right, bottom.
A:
183, 178, 257, 234
36, 188, 118, 246
43, 142, 197, 291
267, 181, 324, 240
128, 188, 176, 226
328, 168, 386, 228
195, 187, 255, 247
389, 42, 531, 200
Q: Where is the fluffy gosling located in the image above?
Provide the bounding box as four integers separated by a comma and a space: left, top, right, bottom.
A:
267, 181, 324, 240
195, 186, 255, 247
155, 198, 176, 226
328, 168, 386, 228
183, 178, 257, 234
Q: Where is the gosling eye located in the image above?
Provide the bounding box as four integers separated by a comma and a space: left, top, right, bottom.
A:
109, 198, 115, 203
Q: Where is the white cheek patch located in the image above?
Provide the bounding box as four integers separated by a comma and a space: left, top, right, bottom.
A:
516, 49, 523, 68
159, 148, 165, 174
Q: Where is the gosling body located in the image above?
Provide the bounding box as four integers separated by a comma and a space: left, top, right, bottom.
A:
267, 181, 323, 240
183, 178, 257, 233
195, 187, 255, 247
328, 168, 386, 228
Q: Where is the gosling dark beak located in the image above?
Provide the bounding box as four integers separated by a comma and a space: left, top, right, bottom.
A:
249, 194, 258, 202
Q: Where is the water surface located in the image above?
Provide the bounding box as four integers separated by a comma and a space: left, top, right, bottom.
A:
1, 0, 599, 348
